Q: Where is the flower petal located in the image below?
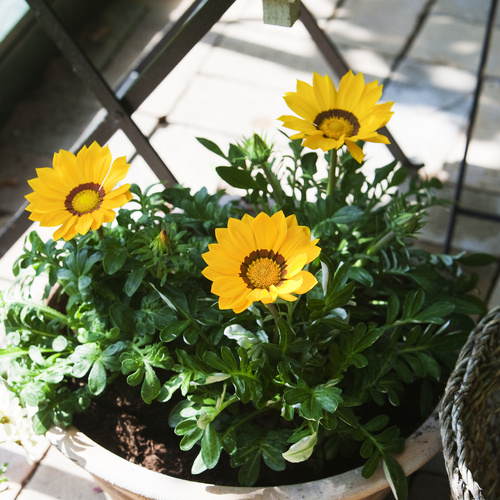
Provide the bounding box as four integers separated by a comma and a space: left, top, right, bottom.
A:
202, 211, 321, 312
279, 71, 393, 159
25, 143, 132, 241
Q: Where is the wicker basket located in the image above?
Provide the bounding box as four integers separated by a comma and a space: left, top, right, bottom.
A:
440, 307, 500, 500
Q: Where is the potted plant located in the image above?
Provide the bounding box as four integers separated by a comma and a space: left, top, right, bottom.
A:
0, 71, 491, 500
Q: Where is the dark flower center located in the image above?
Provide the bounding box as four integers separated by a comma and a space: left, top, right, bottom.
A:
240, 249, 287, 290
314, 109, 360, 139
65, 182, 105, 215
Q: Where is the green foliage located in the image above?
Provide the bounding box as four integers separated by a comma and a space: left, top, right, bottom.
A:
0, 135, 491, 499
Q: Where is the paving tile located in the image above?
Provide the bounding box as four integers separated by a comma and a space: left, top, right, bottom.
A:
325, 0, 431, 57
433, 0, 499, 25
409, 13, 500, 77
0, 441, 49, 500
443, 78, 500, 176
1, 1, 500, 499
136, 30, 219, 119
164, 71, 291, 142
149, 122, 235, 194
16, 447, 105, 500
206, 18, 328, 86
335, 44, 395, 80
301, 0, 339, 20
379, 60, 476, 175
422, 200, 500, 255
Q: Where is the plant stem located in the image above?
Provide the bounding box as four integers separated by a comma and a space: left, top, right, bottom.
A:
367, 230, 395, 256
266, 303, 280, 321
266, 303, 281, 344
326, 149, 338, 196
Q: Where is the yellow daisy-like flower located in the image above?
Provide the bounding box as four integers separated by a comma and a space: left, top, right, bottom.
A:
278, 71, 394, 163
202, 211, 321, 314
25, 142, 133, 241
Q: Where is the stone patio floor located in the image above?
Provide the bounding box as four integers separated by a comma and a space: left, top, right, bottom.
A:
0, 0, 499, 498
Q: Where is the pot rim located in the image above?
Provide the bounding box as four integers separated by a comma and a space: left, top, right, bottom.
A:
45, 404, 441, 500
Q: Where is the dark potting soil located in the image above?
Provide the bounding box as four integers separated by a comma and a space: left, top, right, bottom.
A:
73, 378, 433, 487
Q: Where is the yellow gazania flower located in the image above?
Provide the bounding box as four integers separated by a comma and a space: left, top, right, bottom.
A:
278, 71, 394, 163
25, 142, 132, 241
202, 211, 321, 314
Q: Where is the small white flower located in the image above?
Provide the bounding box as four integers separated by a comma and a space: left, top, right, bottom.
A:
0, 380, 38, 462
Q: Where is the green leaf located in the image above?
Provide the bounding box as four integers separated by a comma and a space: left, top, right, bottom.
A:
387, 294, 400, 324
313, 384, 343, 413
237, 453, 260, 487
125, 267, 147, 297
201, 422, 221, 469
418, 352, 441, 379
276, 317, 295, 350
224, 324, 267, 357
196, 137, 226, 158
402, 289, 425, 320
160, 319, 190, 342
332, 205, 364, 224
457, 252, 496, 266
373, 161, 398, 185
326, 281, 356, 310
180, 427, 204, 451
284, 386, 323, 420
183, 326, 199, 345
203, 351, 228, 372
52, 335, 68, 352
32, 407, 54, 435
103, 248, 127, 275
151, 282, 190, 318
364, 415, 390, 432
141, 364, 161, 404
215, 166, 257, 190
109, 303, 134, 333
414, 302, 455, 323
232, 429, 289, 486
359, 438, 375, 459
78, 275, 91, 292
389, 166, 408, 186
362, 450, 381, 478
282, 432, 317, 463
349, 267, 373, 287
71, 344, 100, 378
383, 454, 408, 500
57, 268, 74, 281
191, 451, 208, 475
158, 374, 184, 402
88, 360, 106, 395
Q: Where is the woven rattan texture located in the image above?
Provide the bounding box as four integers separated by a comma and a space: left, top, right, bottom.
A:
440, 308, 500, 500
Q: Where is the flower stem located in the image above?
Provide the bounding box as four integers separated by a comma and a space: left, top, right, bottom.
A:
260, 162, 285, 209
266, 303, 281, 321
326, 150, 338, 196
266, 303, 281, 344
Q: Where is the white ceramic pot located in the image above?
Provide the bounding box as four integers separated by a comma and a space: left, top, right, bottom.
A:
46, 407, 441, 500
